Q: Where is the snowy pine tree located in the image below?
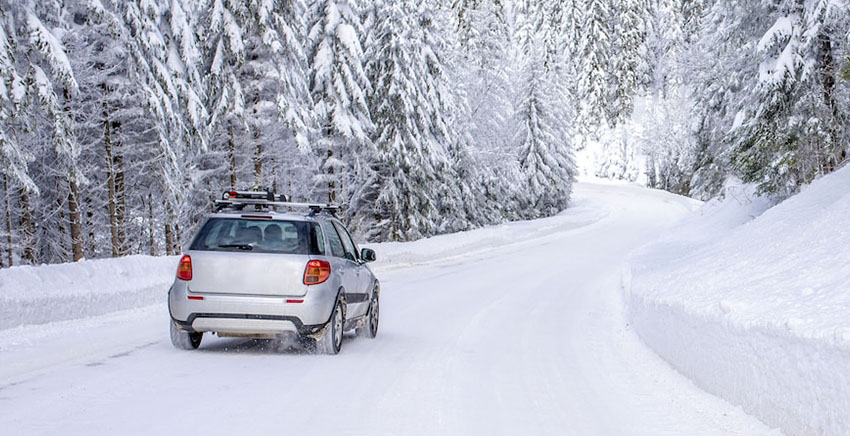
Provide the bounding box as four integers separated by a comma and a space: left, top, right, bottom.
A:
306, 0, 371, 204
200, 0, 311, 193
0, 1, 40, 265
576, 0, 613, 138
514, 3, 576, 217
611, 0, 649, 123
515, 57, 576, 217
357, 0, 466, 241
0, 2, 35, 195
450, 0, 525, 223
731, 0, 849, 196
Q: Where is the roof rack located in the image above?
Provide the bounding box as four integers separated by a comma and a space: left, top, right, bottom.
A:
214, 189, 340, 216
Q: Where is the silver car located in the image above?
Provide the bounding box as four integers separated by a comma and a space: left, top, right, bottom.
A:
168, 190, 379, 354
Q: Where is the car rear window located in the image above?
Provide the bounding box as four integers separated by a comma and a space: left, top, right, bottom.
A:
190, 218, 324, 255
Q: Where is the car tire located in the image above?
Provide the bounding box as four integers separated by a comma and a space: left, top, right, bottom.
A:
170, 320, 202, 350
318, 298, 345, 355
356, 292, 379, 339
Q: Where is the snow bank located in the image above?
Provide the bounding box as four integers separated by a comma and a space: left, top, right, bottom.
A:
0, 255, 178, 330
626, 167, 850, 436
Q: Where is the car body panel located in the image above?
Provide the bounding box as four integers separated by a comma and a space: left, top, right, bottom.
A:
169, 273, 338, 331
187, 250, 309, 297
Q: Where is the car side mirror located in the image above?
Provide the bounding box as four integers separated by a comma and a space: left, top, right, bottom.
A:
360, 248, 376, 262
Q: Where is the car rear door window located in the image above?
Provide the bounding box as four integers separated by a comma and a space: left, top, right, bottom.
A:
323, 222, 346, 258
333, 222, 359, 262
310, 223, 326, 255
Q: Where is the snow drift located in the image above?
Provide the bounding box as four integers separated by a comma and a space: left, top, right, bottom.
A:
626, 166, 850, 436
0, 255, 178, 330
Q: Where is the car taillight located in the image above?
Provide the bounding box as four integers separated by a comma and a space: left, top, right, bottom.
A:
303, 260, 331, 285
177, 255, 192, 281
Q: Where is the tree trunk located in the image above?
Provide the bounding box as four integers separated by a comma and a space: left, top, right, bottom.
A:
174, 222, 180, 254
114, 139, 127, 255
253, 89, 263, 187
85, 195, 96, 257
818, 31, 841, 173
164, 220, 173, 256
59, 85, 84, 262
148, 194, 155, 256
820, 33, 837, 117
338, 148, 343, 204
2, 173, 9, 267
19, 188, 36, 264
165, 201, 175, 256
104, 101, 120, 257
327, 149, 336, 204
229, 126, 237, 189
164, 224, 173, 256
111, 115, 127, 255
68, 177, 84, 262
57, 186, 68, 260
254, 131, 263, 186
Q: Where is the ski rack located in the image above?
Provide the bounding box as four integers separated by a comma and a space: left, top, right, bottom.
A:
214, 190, 340, 216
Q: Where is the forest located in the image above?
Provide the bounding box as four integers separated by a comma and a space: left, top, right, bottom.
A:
0, 0, 847, 266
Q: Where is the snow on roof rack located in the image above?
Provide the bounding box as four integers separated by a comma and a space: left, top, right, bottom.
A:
214, 189, 340, 215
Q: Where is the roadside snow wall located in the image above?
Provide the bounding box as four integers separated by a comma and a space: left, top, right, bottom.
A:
626, 167, 850, 436
0, 255, 177, 330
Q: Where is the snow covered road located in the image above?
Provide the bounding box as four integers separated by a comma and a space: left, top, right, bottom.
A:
0, 183, 780, 435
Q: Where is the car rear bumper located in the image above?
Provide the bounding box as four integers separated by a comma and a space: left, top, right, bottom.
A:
172, 314, 303, 335
168, 279, 336, 336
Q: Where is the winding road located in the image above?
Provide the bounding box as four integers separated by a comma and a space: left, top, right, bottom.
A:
0, 182, 780, 435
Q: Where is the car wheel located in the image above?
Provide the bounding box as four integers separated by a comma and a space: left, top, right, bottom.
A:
170, 320, 202, 350
356, 292, 379, 339
318, 298, 344, 355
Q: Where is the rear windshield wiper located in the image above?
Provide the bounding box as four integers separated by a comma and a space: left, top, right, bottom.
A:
217, 243, 254, 251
